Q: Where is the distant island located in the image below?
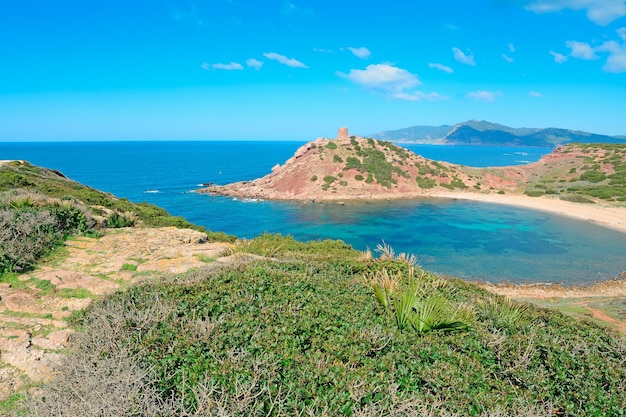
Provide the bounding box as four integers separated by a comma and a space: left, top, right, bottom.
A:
369, 120, 626, 147
199, 128, 626, 232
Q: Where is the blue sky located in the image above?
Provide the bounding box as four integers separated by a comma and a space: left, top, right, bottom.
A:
1, 0, 626, 141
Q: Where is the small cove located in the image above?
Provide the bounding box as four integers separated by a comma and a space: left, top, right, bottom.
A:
2, 140, 625, 285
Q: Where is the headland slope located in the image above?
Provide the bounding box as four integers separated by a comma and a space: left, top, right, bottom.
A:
198, 130, 626, 232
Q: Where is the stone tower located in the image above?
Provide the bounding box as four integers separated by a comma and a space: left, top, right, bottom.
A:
337, 127, 349, 143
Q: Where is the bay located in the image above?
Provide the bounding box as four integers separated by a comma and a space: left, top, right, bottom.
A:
2, 140, 625, 286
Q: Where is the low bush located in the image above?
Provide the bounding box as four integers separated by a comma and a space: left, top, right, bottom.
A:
579, 170, 607, 183
323, 175, 337, 185
524, 190, 545, 197
416, 176, 436, 189
0, 204, 93, 273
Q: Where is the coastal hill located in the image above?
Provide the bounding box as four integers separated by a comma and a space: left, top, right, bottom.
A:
3, 159, 626, 415
369, 120, 625, 147
199, 128, 626, 205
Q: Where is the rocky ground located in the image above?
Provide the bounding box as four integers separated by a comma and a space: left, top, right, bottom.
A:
0, 227, 235, 400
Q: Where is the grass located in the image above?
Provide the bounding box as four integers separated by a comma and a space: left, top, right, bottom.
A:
195, 254, 216, 263
57, 287, 94, 299
17, 235, 626, 417
121, 263, 138, 272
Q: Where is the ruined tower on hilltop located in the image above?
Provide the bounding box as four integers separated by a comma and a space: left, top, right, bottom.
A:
337, 127, 349, 143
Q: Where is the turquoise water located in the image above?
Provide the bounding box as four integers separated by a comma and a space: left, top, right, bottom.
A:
2, 141, 625, 285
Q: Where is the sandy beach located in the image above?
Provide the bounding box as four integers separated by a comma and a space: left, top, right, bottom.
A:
428, 191, 626, 234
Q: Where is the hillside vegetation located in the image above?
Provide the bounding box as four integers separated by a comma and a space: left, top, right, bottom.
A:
1, 161, 626, 416
0, 160, 233, 273
201, 136, 626, 206
16, 235, 626, 416
520, 143, 626, 202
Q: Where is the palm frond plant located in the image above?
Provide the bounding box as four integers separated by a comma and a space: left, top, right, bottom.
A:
480, 296, 532, 329
365, 267, 401, 309
365, 258, 472, 334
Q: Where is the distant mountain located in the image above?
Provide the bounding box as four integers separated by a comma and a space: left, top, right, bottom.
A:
369, 120, 625, 147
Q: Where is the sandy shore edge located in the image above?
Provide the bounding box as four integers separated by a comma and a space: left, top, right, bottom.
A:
427, 191, 626, 234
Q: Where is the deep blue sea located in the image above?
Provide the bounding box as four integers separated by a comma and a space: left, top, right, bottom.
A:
2, 140, 626, 286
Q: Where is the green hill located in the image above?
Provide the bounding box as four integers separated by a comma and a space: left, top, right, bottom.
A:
371, 120, 625, 147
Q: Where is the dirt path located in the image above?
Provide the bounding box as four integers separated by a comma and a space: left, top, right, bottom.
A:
575, 302, 626, 333
479, 279, 626, 333
0, 227, 236, 400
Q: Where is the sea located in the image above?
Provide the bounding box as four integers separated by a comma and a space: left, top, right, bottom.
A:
2, 140, 626, 286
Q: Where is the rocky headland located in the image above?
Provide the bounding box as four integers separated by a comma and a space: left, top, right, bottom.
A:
198, 129, 626, 232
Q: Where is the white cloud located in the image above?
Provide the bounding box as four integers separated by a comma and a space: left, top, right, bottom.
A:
529, 91, 542, 97
246, 58, 263, 70
337, 64, 421, 91
347, 47, 371, 59
467, 90, 501, 102
391, 91, 449, 101
502, 54, 514, 63
509, 43, 516, 52
556, 29, 626, 72
526, 0, 626, 25
597, 40, 626, 72
550, 50, 568, 63
336, 63, 450, 101
452, 47, 476, 66
201, 62, 244, 71
565, 40, 599, 59
262, 52, 308, 68
313, 48, 333, 53
428, 63, 454, 73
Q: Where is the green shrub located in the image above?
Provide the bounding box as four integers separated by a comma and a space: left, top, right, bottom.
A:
416, 176, 436, 189
107, 212, 137, 228
333, 155, 343, 163
121, 263, 138, 271
524, 190, 545, 197
560, 195, 595, 204
354, 174, 364, 181
344, 156, 362, 171
579, 170, 606, 183
450, 177, 467, 189
325, 141, 338, 150
310, 175, 318, 182
366, 267, 472, 333
323, 175, 336, 185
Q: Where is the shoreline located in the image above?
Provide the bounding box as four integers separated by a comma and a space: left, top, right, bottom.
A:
427, 191, 626, 234
202, 186, 626, 235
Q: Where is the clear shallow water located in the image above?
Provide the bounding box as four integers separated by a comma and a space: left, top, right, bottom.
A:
2, 141, 625, 286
